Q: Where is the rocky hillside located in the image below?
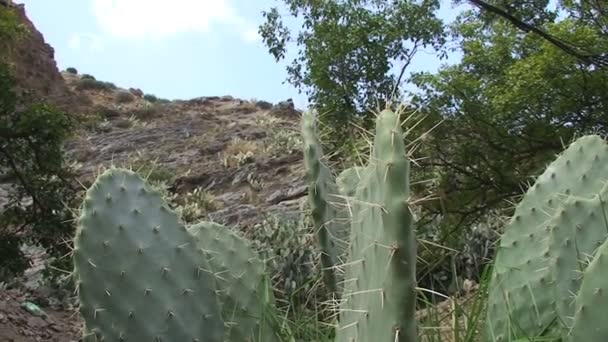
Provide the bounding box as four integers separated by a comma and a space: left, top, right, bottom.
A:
1, 0, 309, 231
1, 1, 89, 112
63, 77, 308, 230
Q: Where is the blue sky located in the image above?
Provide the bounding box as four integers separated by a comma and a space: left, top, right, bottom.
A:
14, 0, 465, 110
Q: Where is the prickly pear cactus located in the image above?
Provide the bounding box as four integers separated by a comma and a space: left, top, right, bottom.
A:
568, 236, 608, 341
485, 135, 608, 341
189, 221, 282, 342
546, 182, 608, 331
335, 108, 416, 342
73, 168, 225, 342
336, 166, 364, 198
301, 110, 350, 294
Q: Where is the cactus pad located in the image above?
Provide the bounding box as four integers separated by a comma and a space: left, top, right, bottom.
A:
485, 135, 608, 341
546, 182, 608, 331
568, 236, 608, 341
73, 168, 224, 342
336, 109, 416, 342
302, 110, 350, 294
190, 221, 281, 342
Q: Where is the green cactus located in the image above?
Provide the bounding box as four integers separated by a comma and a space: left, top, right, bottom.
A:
189, 221, 282, 342
336, 166, 364, 198
546, 182, 608, 332
301, 110, 350, 294
485, 135, 608, 341
335, 108, 416, 342
73, 168, 225, 342
568, 235, 608, 341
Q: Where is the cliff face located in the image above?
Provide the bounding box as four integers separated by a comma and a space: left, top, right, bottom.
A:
2, 1, 89, 112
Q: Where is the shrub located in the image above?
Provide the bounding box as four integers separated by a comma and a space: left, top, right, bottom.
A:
80, 73, 95, 80
65, 67, 78, 74
221, 137, 259, 168
143, 94, 158, 103
76, 78, 113, 91
131, 105, 160, 120
255, 100, 273, 110
115, 91, 135, 104
172, 187, 220, 223
0, 63, 78, 282
103, 81, 117, 90
247, 212, 324, 313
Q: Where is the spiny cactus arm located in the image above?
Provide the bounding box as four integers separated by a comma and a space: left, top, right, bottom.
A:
73, 168, 224, 342
336, 108, 416, 342
189, 221, 283, 342
485, 135, 608, 341
301, 110, 349, 294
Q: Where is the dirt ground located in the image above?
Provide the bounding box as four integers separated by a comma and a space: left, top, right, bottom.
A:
0, 288, 80, 342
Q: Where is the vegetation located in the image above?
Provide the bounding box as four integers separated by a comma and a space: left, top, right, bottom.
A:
114, 90, 134, 103
143, 93, 158, 102
0, 5, 26, 59
76, 78, 117, 91
4, 0, 608, 340
0, 5, 77, 282
0, 62, 77, 281
260, 0, 608, 295
65, 67, 78, 74
80, 73, 95, 80
70, 109, 608, 341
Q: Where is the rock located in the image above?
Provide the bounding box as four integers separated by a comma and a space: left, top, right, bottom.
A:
266, 185, 307, 204
270, 98, 300, 119
207, 204, 259, 226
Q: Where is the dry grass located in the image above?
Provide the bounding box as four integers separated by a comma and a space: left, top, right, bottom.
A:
221, 137, 260, 168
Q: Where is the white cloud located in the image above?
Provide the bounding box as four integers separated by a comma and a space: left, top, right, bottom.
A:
91, 0, 255, 41
68, 33, 104, 51
242, 28, 260, 43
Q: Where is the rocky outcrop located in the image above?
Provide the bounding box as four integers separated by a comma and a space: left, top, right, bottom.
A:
3, 2, 88, 112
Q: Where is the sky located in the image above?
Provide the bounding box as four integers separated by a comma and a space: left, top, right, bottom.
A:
13, 0, 465, 110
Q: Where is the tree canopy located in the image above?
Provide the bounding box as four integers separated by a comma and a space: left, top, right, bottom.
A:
260, 0, 608, 289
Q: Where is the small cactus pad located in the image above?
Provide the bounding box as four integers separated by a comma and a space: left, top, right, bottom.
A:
73, 168, 224, 342
336, 109, 416, 342
568, 236, 608, 341
547, 182, 608, 330
302, 110, 350, 294
190, 222, 282, 342
485, 135, 608, 341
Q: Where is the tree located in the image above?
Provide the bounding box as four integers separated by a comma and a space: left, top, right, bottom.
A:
409, 0, 608, 283
0, 6, 77, 281
259, 0, 446, 144
259, 0, 608, 293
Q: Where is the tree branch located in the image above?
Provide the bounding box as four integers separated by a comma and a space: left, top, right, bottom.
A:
468, 0, 608, 68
